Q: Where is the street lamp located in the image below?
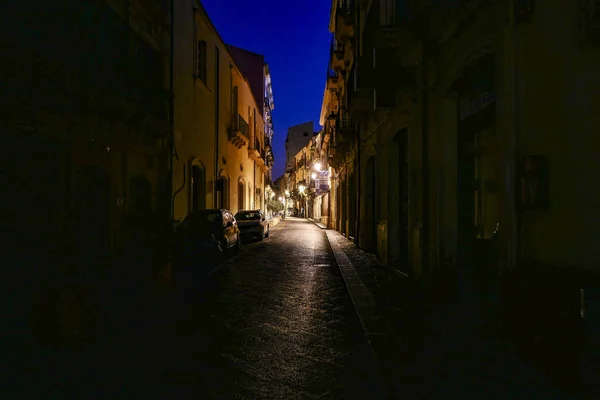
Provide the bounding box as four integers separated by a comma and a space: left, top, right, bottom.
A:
285, 190, 290, 196
298, 185, 305, 194
311, 172, 317, 180
314, 162, 322, 171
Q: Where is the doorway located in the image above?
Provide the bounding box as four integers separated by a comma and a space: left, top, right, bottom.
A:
389, 129, 409, 272
190, 164, 206, 211
456, 55, 496, 276
238, 180, 245, 211
74, 166, 111, 259
365, 155, 377, 253
348, 171, 356, 239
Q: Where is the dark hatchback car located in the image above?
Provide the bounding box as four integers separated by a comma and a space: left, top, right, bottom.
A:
174, 209, 241, 260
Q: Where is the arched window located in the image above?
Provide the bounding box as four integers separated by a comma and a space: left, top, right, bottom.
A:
248, 184, 253, 210
238, 180, 245, 211
217, 174, 230, 209
190, 163, 206, 211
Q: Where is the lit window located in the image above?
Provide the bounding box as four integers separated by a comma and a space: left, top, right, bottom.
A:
196, 40, 207, 83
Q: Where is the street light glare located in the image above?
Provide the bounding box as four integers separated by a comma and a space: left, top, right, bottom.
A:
285, 190, 290, 196
314, 162, 322, 171
299, 185, 306, 193
311, 172, 317, 180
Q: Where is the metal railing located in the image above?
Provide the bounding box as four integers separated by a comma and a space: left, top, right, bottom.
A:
230, 113, 249, 139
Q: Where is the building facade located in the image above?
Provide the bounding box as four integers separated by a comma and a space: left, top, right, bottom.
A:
4, 0, 172, 341
172, 0, 273, 219
321, 0, 600, 287
285, 121, 315, 171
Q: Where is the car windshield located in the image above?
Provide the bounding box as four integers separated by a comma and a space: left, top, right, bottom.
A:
181, 211, 221, 228
235, 212, 260, 221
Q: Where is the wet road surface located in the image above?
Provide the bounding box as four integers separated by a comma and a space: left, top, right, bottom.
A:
18, 218, 383, 399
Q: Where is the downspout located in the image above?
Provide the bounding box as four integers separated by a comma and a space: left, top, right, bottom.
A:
214, 47, 220, 207
508, 0, 520, 269
421, 13, 431, 284
168, 0, 175, 221
172, 165, 186, 218
354, 2, 361, 246
253, 108, 257, 209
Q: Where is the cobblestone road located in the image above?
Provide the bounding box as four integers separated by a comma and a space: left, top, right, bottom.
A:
18, 218, 383, 399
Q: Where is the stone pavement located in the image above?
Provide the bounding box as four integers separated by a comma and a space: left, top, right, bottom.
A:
317, 222, 595, 399
12, 217, 385, 399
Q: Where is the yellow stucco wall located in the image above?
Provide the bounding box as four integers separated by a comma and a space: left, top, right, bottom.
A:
172, 1, 266, 220
517, 1, 600, 269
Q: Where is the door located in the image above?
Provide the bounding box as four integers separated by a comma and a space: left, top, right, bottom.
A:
74, 166, 111, 260
191, 165, 206, 211
389, 130, 409, 272
348, 171, 356, 239
365, 156, 377, 253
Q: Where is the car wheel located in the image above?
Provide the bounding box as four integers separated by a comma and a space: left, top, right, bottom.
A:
258, 228, 264, 241
265, 226, 270, 238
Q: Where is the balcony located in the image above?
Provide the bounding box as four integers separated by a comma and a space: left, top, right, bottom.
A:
326, 68, 339, 93
366, 0, 417, 49
372, 47, 416, 110
229, 113, 249, 148
248, 137, 264, 166
346, 62, 373, 115
335, 0, 356, 42
330, 37, 346, 72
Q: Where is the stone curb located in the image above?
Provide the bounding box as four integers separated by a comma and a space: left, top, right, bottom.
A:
324, 230, 380, 358
308, 218, 327, 229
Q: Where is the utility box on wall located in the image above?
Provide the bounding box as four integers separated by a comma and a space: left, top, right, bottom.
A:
516, 155, 549, 212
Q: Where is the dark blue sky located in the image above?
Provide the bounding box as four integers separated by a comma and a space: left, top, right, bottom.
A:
201, 0, 332, 179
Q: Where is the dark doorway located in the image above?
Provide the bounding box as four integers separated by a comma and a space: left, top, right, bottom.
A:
238, 181, 245, 211
217, 177, 229, 209
74, 166, 111, 259
456, 55, 496, 275
190, 164, 206, 211
340, 179, 347, 235
365, 156, 377, 253
348, 171, 356, 239
390, 129, 409, 273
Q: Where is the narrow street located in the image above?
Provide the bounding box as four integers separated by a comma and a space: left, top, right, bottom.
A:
20, 218, 384, 399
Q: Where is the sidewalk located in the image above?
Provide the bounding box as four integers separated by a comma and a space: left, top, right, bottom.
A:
319, 225, 589, 399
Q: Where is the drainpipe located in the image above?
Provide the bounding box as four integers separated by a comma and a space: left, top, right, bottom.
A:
168, 0, 175, 221
421, 14, 431, 284
253, 109, 257, 209
354, 3, 361, 247
214, 47, 220, 207
172, 165, 186, 219
508, 0, 520, 270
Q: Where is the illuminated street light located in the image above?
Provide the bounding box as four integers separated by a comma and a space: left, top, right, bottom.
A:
314, 162, 322, 171
270, 192, 275, 199
285, 190, 290, 196
311, 172, 317, 180
299, 185, 306, 194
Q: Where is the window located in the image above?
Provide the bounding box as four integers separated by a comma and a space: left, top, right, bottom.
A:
379, 0, 410, 26
190, 164, 206, 211
303, 132, 309, 136
196, 40, 207, 82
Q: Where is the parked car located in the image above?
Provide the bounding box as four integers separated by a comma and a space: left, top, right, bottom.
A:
174, 209, 241, 258
235, 209, 269, 241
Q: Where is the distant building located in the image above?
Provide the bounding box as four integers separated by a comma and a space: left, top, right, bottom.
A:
285, 121, 314, 172
227, 45, 275, 181
172, 1, 269, 217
